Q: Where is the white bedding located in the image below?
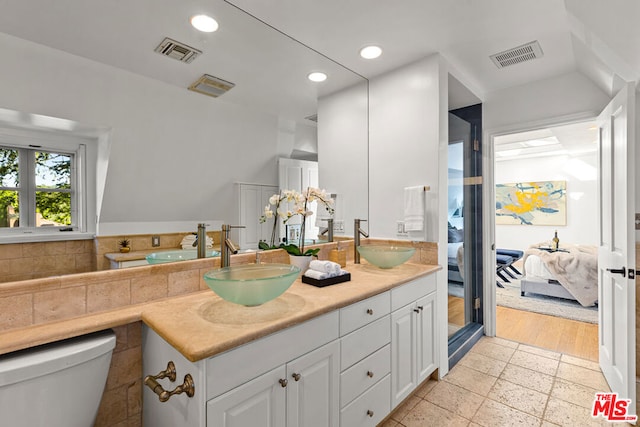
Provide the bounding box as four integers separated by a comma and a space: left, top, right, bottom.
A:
523, 244, 598, 307
524, 254, 555, 281
448, 242, 463, 261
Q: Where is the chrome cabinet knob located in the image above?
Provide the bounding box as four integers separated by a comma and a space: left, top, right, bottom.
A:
279, 379, 288, 388
292, 373, 301, 381
366, 308, 373, 315
366, 370, 374, 378
367, 410, 374, 417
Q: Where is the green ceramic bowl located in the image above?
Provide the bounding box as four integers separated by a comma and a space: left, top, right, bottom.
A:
357, 245, 416, 269
203, 264, 300, 306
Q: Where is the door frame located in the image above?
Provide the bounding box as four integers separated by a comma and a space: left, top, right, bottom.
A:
482, 111, 599, 336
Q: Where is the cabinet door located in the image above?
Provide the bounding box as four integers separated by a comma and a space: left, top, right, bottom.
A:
286, 340, 340, 427
390, 304, 416, 409
207, 365, 286, 427
238, 184, 278, 250
416, 293, 437, 384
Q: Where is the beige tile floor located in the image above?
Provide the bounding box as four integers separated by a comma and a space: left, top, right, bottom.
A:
381, 336, 623, 427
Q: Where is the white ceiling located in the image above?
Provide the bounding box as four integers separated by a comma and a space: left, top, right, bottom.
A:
0, 0, 638, 117
494, 120, 598, 161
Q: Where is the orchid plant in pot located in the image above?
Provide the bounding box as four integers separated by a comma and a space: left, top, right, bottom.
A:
259, 188, 334, 269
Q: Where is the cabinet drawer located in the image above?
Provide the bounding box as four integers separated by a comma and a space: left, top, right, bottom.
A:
340, 292, 390, 336
391, 274, 436, 311
340, 374, 390, 427
340, 344, 390, 408
341, 315, 390, 370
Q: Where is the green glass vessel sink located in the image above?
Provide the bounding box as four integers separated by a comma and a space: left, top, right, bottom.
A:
357, 245, 416, 269
146, 249, 220, 264
203, 264, 300, 306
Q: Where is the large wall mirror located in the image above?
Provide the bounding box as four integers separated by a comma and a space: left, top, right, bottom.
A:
0, 0, 368, 277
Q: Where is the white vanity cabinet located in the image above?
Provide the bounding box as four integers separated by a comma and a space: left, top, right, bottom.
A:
207, 340, 340, 427
390, 275, 437, 409
142, 271, 439, 427
143, 311, 339, 427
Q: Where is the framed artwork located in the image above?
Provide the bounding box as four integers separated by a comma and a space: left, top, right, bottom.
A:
496, 180, 567, 225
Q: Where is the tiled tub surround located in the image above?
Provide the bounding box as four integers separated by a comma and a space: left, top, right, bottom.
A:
0, 231, 223, 283
0, 239, 437, 427
95, 231, 222, 271
0, 239, 95, 283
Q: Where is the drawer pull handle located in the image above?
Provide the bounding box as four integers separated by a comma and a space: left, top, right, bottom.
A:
146, 361, 177, 383
366, 370, 374, 378
366, 308, 373, 315
367, 410, 374, 417
292, 373, 301, 381
144, 373, 195, 403
279, 379, 288, 388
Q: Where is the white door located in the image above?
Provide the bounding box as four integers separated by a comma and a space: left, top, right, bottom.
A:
597, 82, 636, 413
286, 340, 340, 427
278, 158, 320, 241
238, 184, 278, 250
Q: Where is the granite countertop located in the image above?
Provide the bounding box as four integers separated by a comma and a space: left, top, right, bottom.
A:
0, 262, 440, 361
143, 262, 440, 362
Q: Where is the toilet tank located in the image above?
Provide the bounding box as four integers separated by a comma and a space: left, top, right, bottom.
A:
0, 329, 116, 427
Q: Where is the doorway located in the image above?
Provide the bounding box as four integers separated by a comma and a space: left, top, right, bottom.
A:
447, 103, 484, 368
490, 119, 600, 361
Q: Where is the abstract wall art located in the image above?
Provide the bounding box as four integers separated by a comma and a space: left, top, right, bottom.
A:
496, 180, 567, 225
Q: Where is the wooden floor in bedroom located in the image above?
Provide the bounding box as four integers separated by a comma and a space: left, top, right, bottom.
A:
448, 295, 599, 361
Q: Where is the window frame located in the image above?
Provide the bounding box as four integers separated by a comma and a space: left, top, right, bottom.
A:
0, 126, 94, 242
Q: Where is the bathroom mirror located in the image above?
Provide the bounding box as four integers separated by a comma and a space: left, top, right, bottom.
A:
0, 0, 368, 277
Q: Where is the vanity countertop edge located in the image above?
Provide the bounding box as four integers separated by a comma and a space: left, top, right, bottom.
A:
0, 262, 441, 361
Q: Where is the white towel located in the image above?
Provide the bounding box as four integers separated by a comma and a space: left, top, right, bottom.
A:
309, 260, 341, 275
404, 186, 424, 232
180, 234, 213, 250
304, 269, 331, 280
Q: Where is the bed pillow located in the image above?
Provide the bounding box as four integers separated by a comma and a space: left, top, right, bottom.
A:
448, 228, 463, 243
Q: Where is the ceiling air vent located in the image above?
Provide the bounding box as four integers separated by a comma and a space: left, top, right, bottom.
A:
490, 41, 543, 69
188, 74, 235, 98
155, 37, 202, 63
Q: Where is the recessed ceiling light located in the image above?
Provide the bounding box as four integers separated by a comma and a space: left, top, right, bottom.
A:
360, 45, 382, 59
308, 72, 327, 82
190, 14, 219, 33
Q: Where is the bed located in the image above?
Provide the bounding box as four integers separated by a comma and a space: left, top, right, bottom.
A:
447, 225, 464, 283
521, 244, 598, 307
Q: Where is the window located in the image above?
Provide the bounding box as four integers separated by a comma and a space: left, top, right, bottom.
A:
0, 125, 94, 241
0, 145, 78, 229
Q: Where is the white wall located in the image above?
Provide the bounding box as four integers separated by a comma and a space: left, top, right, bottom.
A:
318, 80, 369, 236
484, 71, 610, 131
0, 32, 280, 234
494, 152, 598, 251
368, 55, 443, 240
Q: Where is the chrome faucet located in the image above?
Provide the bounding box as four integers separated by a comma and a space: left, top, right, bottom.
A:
319, 218, 334, 242
194, 223, 209, 258
354, 219, 369, 264
221, 224, 245, 268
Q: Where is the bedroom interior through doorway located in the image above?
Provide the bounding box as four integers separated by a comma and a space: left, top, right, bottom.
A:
491, 119, 600, 361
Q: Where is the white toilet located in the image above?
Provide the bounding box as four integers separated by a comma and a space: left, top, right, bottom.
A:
0, 329, 116, 427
